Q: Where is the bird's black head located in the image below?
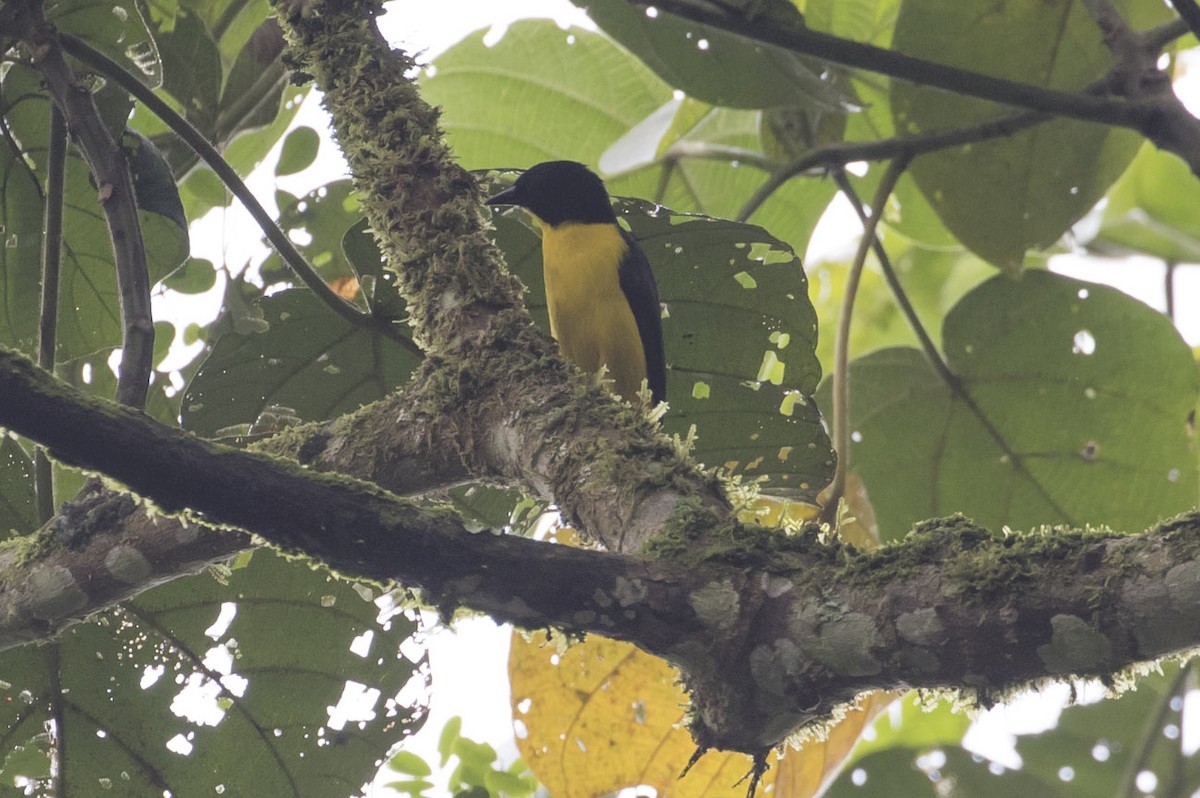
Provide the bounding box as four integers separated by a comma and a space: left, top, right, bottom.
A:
486, 160, 617, 227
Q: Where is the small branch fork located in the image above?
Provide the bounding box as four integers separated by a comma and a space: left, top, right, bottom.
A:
646, 1, 1200, 173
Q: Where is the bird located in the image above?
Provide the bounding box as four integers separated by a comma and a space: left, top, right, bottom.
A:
487, 161, 667, 406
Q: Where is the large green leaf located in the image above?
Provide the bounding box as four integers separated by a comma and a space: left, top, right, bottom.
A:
130, 8, 300, 218
825, 744, 1055, 797
826, 666, 1200, 798
0, 139, 45, 357
0, 437, 36, 539
823, 270, 1198, 538
1015, 665, 1200, 796
420, 21, 671, 170
1090, 143, 1200, 262
805, 241, 993, 371
492, 196, 833, 498
181, 289, 420, 438
0, 550, 428, 796
50, 0, 162, 89
0, 65, 188, 361
573, 0, 850, 111
890, 0, 1165, 270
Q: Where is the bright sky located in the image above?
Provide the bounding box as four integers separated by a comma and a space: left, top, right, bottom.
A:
171, 3, 1200, 795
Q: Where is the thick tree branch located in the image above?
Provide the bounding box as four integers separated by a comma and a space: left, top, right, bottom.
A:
7, 0, 1200, 766
1168, 0, 1200, 40
4, 345, 1200, 756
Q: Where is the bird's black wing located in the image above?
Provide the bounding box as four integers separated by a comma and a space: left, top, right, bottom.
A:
617, 228, 667, 405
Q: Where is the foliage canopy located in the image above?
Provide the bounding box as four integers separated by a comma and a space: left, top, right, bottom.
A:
0, 0, 1197, 796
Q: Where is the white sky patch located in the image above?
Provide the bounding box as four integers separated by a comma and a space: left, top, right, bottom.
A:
165, 732, 194, 756
170, 672, 228, 727
205, 603, 238, 640
327, 681, 382, 731
140, 664, 166, 690
350, 630, 375, 658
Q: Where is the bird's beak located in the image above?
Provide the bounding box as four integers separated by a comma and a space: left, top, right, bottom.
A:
486, 186, 520, 207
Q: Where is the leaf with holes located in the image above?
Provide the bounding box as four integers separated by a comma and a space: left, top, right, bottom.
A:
491, 195, 833, 499
890, 0, 1167, 270
181, 289, 419, 438
574, 0, 850, 111
820, 271, 1198, 539
0, 550, 428, 797
0, 437, 36, 539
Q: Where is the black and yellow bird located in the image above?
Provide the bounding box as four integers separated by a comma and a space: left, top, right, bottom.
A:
487, 161, 667, 406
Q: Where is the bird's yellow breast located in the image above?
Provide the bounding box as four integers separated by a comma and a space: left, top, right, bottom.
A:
539, 221, 648, 402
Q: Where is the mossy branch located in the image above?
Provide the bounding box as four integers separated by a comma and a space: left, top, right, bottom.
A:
3, 344, 1200, 755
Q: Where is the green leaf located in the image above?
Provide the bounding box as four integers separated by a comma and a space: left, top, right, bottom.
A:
890, 0, 1165, 271
574, 0, 850, 111
259, 180, 363, 295
163, 257, 218, 294
1090, 143, 1200, 262
216, 17, 291, 142
180, 289, 420, 438
276, 125, 321, 176
191, 0, 272, 70
51, 0, 162, 89
153, 6, 223, 138
125, 129, 189, 231
137, 11, 301, 219
452, 737, 498, 768
385, 778, 436, 796
420, 21, 671, 170
0, 140, 45, 357
491, 194, 833, 499
0, 550, 428, 796
0, 437, 36, 539
0, 65, 187, 361
439, 716, 463, 767
823, 271, 1198, 538
1015, 665, 1199, 797
823, 746, 939, 797
388, 749, 434, 777
850, 692, 971, 761
485, 768, 534, 796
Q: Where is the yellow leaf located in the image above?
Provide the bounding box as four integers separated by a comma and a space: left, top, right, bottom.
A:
509, 633, 778, 797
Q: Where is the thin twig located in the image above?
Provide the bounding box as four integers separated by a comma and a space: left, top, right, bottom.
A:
736, 109, 1048, 221
829, 175, 1074, 525
822, 156, 910, 524
34, 101, 66, 524
1166, 0, 1200, 41
1165, 260, 1177, 322
21, 3, 153, 408
58, 34, 422, 356
830, 171, 955, 388
658, 141, 776, 171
